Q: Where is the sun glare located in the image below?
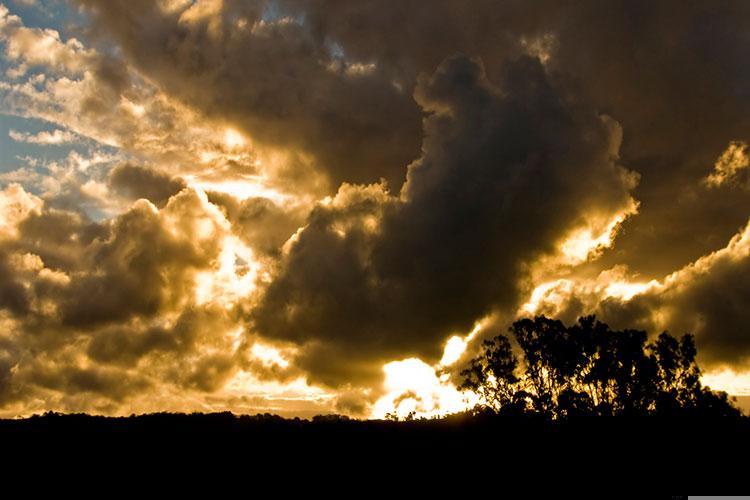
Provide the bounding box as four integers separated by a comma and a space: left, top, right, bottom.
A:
251, 342, 291, 369
186, 176, 290, 205
371, 357, 474, 419
223, 128, 247, 149
194, 235, 259, 306
701, 369, 750, 396
372, 321, 487, 419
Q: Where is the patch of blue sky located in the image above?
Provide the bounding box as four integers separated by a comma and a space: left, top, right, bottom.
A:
0, 113, 75, 171
5, 0, 76, 31
0, 113, 121, 194
0, 0, 85, 75
260, 0, 281, 22
261, 0, 305, 25
0, 3, 121, 188
326, 40, 345, 60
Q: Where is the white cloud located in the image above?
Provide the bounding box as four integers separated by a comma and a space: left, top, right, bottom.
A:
0, 4, 96, 76
9, 127, 77, 144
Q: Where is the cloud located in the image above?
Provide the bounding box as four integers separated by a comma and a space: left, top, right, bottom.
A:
1, 1, 750, 416
0, 182, 42, 240
0, 182, 287, 410
9, 128, 78, 144
251, 55, 638, 388
600, 219, 750, 370
283, 0, 750, 281
60, 189, 229, 328
108, 163, 187, 207
0, 4, 97, 76
705, 141, 750, 188
67, 0, 750, 291
1, 6, 318, 223
523, 219, 750, 371
76, 0, 424, 191
206, 190, 307, 258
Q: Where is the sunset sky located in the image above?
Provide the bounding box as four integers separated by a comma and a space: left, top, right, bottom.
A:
1, 0, 749, 418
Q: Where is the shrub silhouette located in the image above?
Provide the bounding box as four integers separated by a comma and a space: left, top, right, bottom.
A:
460, 315, 741, 418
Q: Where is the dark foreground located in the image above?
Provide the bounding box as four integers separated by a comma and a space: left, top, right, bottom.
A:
1, 411, 748, 494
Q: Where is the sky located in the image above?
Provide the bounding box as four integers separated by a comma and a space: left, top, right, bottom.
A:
0, 0, 749, 418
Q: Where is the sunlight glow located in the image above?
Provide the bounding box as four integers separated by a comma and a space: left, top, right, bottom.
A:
371, 358, 475, 419
121, 97, 146, 117
701, 369, 750, 396
521, 272, 658, 316
604, 280, 658, 301
220, 370, 336, 415
521, 279, 573, 315
194, 235, 259, 306
439, 321, 484, 367
223, 128, 247, 149
186, 175, 290, 205
704, 141, 749, 187
440, 336, 468, 367
559, 201, 638, 265
372, 321, 486, 419
251, 342, 291, 369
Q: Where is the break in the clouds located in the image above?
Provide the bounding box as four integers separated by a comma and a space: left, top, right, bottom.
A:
0, 0, 749, 417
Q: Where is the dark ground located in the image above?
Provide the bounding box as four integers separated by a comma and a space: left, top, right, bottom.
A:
1, 411, 747, 494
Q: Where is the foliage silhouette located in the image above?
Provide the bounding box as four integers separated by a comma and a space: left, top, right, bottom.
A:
460, 315, 741, 418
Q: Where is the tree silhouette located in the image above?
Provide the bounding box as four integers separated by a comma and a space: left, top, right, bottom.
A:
460, 315, 741, 418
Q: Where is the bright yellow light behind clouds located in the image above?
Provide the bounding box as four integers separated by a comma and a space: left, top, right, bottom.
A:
223, 128, 247, 149
371, 358, 475, 419
188, 176, 291, 205
702, 369, 750, 396
194, 235, 259, 307
559, 200, 638, 265
372, 321, 486, 419
439, 320, 483, 366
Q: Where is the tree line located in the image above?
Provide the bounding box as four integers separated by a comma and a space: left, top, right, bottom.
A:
460, 315, 741, 418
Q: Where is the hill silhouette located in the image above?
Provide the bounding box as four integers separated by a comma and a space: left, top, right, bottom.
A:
1, 410, 748, 492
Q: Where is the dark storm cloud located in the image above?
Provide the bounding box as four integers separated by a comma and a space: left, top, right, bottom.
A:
76, 0, 423, 190
108, 163, 187, 207
76, 0, 750, 279
23, 359, 152, 402
0, 252, 31, 315
295, 0, 750, 278
87, 323, 179, 366
252, 55, 637, 387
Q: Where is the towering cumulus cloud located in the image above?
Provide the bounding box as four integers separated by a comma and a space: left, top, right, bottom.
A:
252, 55, 637, 387
0, 1, 748, 416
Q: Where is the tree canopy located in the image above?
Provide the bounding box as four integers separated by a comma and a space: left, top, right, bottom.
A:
460, 316, 741, 418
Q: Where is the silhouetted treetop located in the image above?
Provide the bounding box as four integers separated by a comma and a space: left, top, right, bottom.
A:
460, 315, 741, 418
